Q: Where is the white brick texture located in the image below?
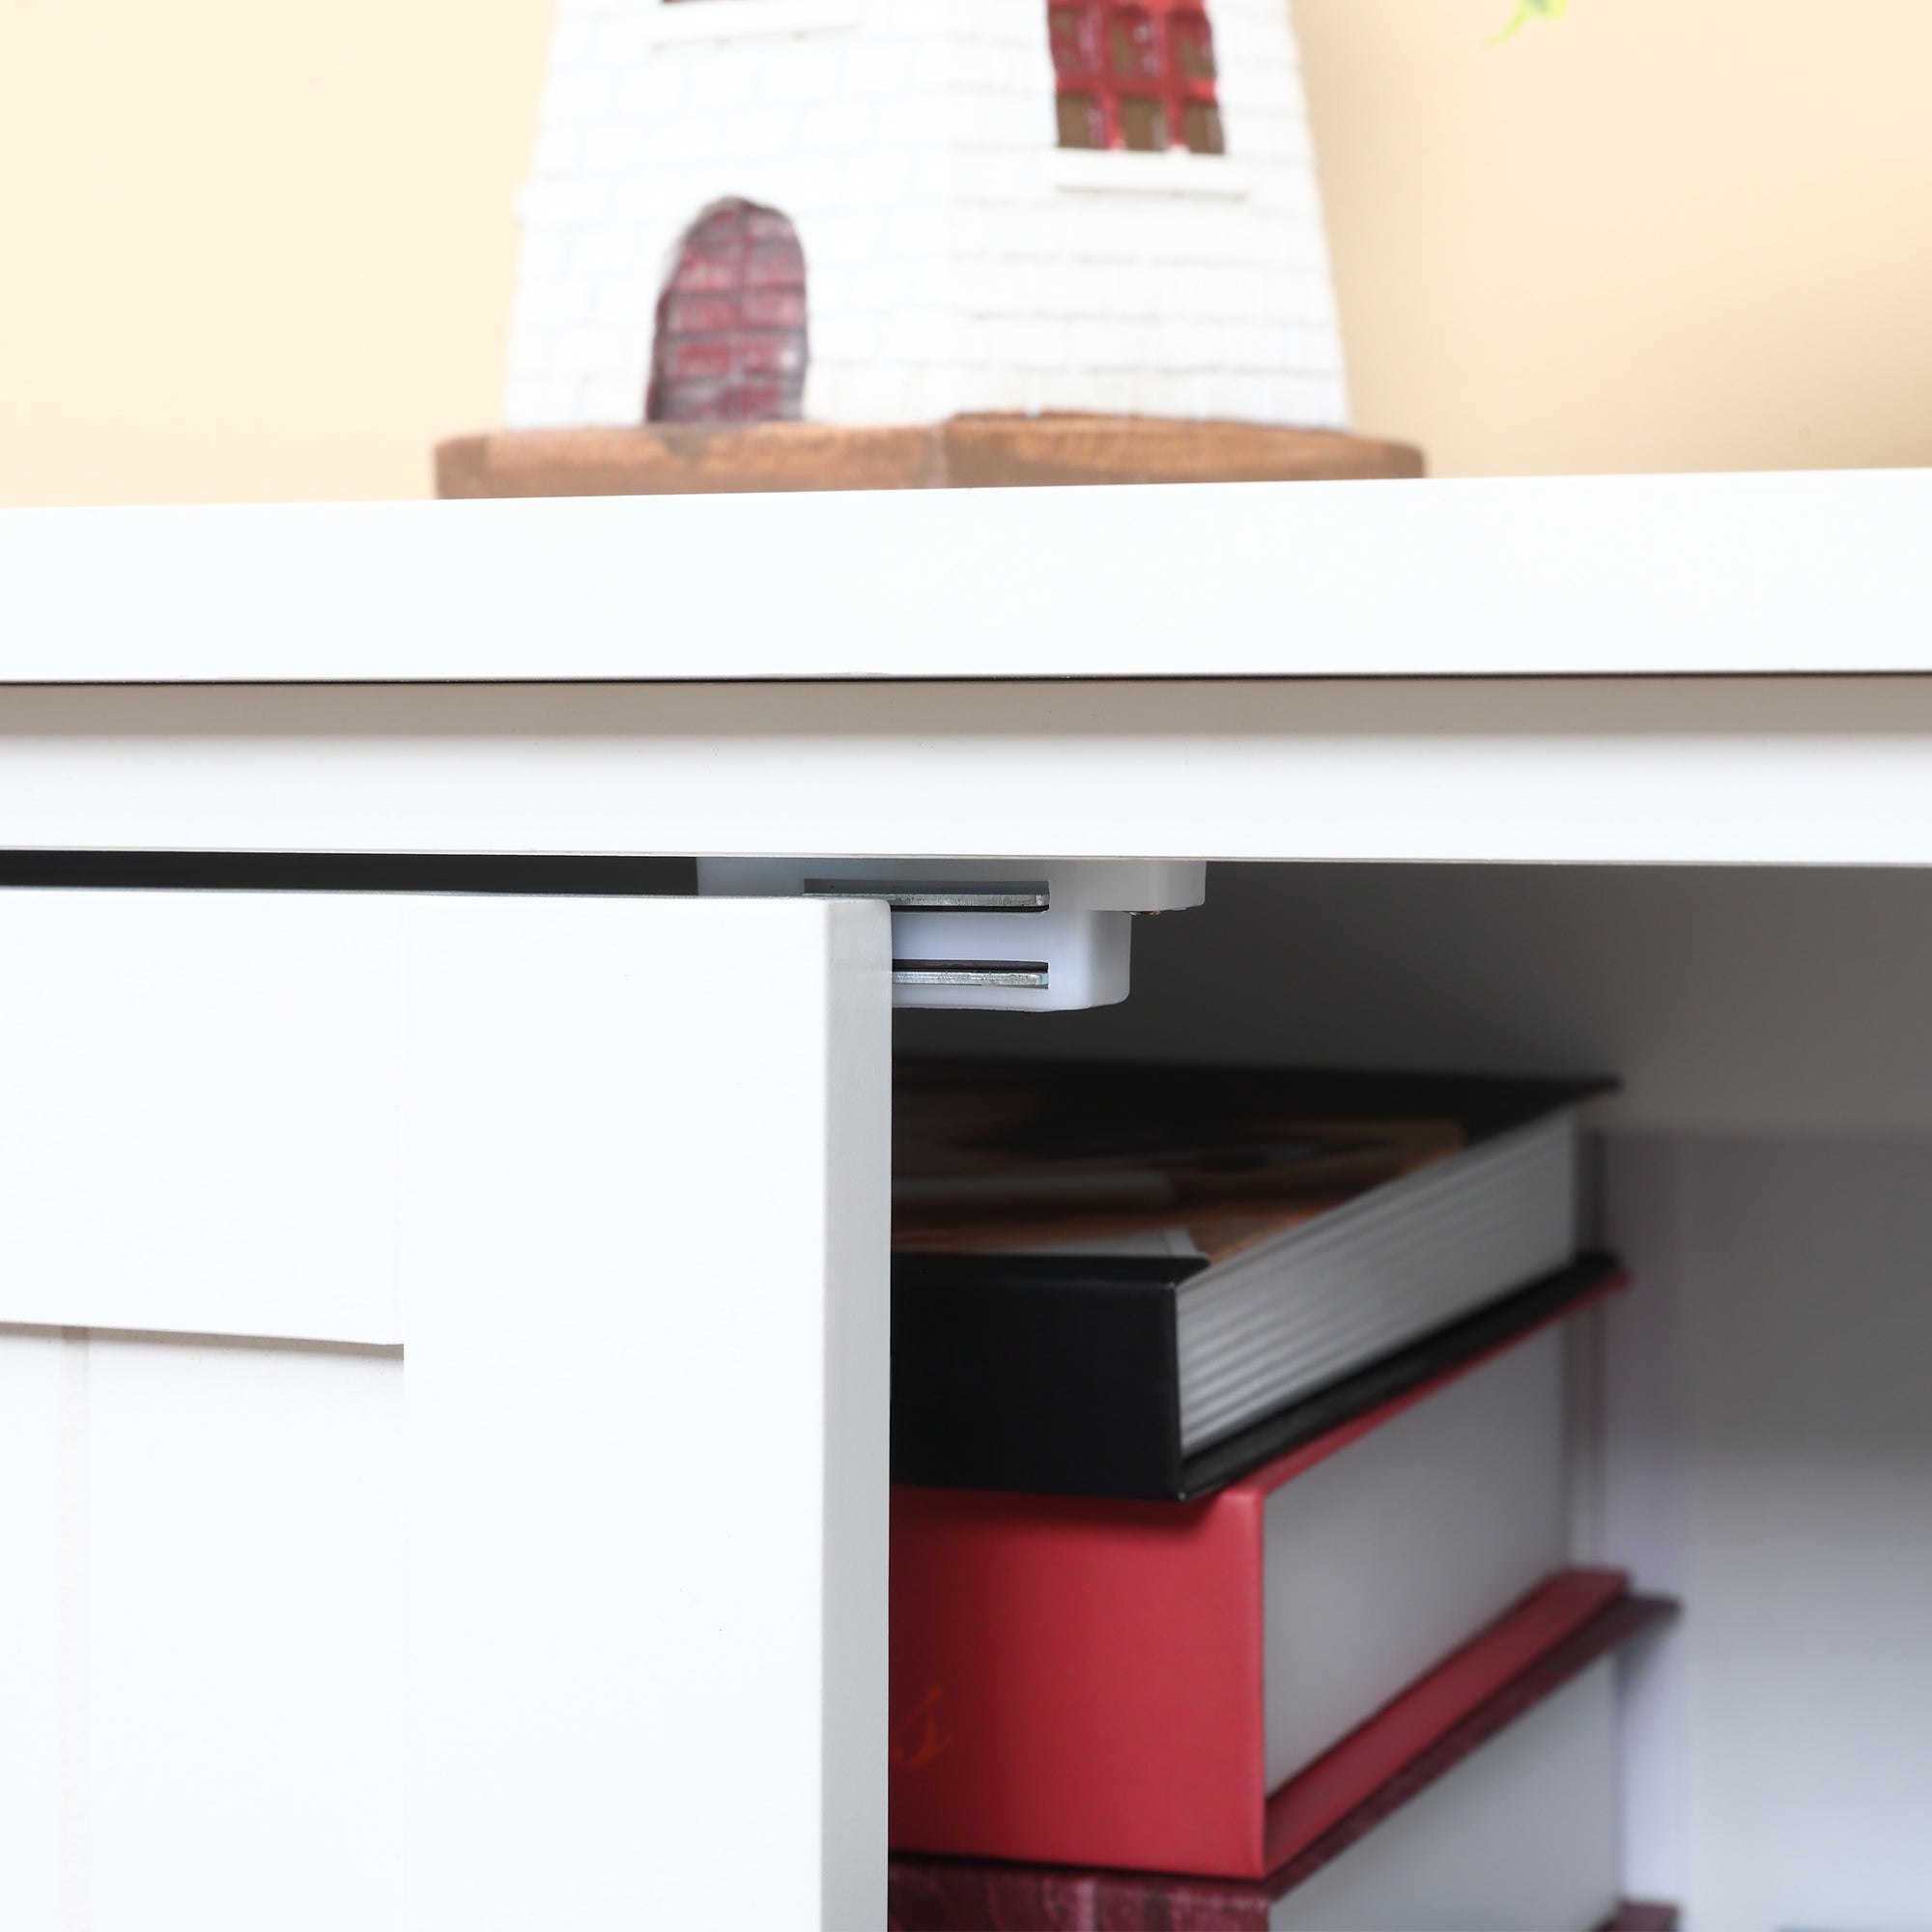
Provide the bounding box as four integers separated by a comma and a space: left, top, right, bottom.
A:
503, 0, 1350, 430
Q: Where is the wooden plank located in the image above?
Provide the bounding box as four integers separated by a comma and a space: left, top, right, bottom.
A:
434, 418, 1420, 497
439, 423, 942, 497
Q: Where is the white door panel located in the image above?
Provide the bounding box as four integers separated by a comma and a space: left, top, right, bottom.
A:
86, 1336, 406, 1932
0, 891, 892, 1932
0, 890, 405, 1343
0, 1328, 64, 1930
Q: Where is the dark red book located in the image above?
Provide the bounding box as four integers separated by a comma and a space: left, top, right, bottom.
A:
892, 1292, 1628, 1881
889, 1592, 1678, 1930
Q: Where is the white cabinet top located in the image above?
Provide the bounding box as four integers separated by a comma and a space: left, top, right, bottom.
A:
3, 468, 1927, 685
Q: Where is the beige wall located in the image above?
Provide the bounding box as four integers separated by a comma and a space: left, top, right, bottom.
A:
1, 0, 1928, 503
1297, 0, 1932, 477
0, 0, 553, 506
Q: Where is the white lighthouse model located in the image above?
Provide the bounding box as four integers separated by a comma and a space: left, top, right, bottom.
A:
505, 0, 1352, 435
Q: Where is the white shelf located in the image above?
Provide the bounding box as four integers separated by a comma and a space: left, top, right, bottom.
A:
6, 673, 1932, 870
3, 468, 1930, 683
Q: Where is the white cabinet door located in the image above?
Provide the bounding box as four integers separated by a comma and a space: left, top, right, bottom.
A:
0, 890, 892, 1931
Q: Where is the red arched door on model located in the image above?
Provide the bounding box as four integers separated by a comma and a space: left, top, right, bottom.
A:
646, 201, 808, 424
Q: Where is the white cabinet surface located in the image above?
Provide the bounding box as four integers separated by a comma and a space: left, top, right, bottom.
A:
3, 469, 1931, 681
0, 892, 890, 1932
3, 476, 1929, 1932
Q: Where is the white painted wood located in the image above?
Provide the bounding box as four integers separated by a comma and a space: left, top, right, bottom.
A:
0, 893, 405, 1342
85, 1336, 406, 1932
0, 893, 891, 1931
398, 894, 891, 1931
1597, 1138, 1691, 1913
0, 1329, 64, 1932
1658, 1135, 1932, 1930
12, 676, 1932, 870
3, 471, 1928, 1930
0, 470, 1929, 684
815, 897, 896, 1902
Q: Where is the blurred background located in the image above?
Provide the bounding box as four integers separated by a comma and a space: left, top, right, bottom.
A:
1, 0, 1928, 504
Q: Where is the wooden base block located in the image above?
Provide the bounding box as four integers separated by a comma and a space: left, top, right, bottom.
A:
435, 415, 1424, 498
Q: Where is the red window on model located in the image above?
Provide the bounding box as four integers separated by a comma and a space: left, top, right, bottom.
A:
646, 200, 808, 425
1049, 1, 1225, 155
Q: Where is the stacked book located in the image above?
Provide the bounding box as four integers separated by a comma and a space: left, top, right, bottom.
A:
886, 1058, 1677, 1932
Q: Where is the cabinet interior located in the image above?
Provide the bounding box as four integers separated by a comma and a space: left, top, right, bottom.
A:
898, 860, 1932, 1926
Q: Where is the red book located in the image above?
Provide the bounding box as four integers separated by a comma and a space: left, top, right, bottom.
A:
891, 1298, 1622, 1881
890, 1591, 1679, 1929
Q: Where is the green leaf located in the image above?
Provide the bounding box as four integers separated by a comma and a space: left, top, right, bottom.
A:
1490, 0, 1569, 43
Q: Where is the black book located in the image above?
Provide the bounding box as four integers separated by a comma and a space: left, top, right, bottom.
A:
891, 1059, 1614, 1500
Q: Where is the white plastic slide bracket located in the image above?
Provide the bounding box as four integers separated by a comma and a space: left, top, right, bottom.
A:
696, 858, 1207, 1010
